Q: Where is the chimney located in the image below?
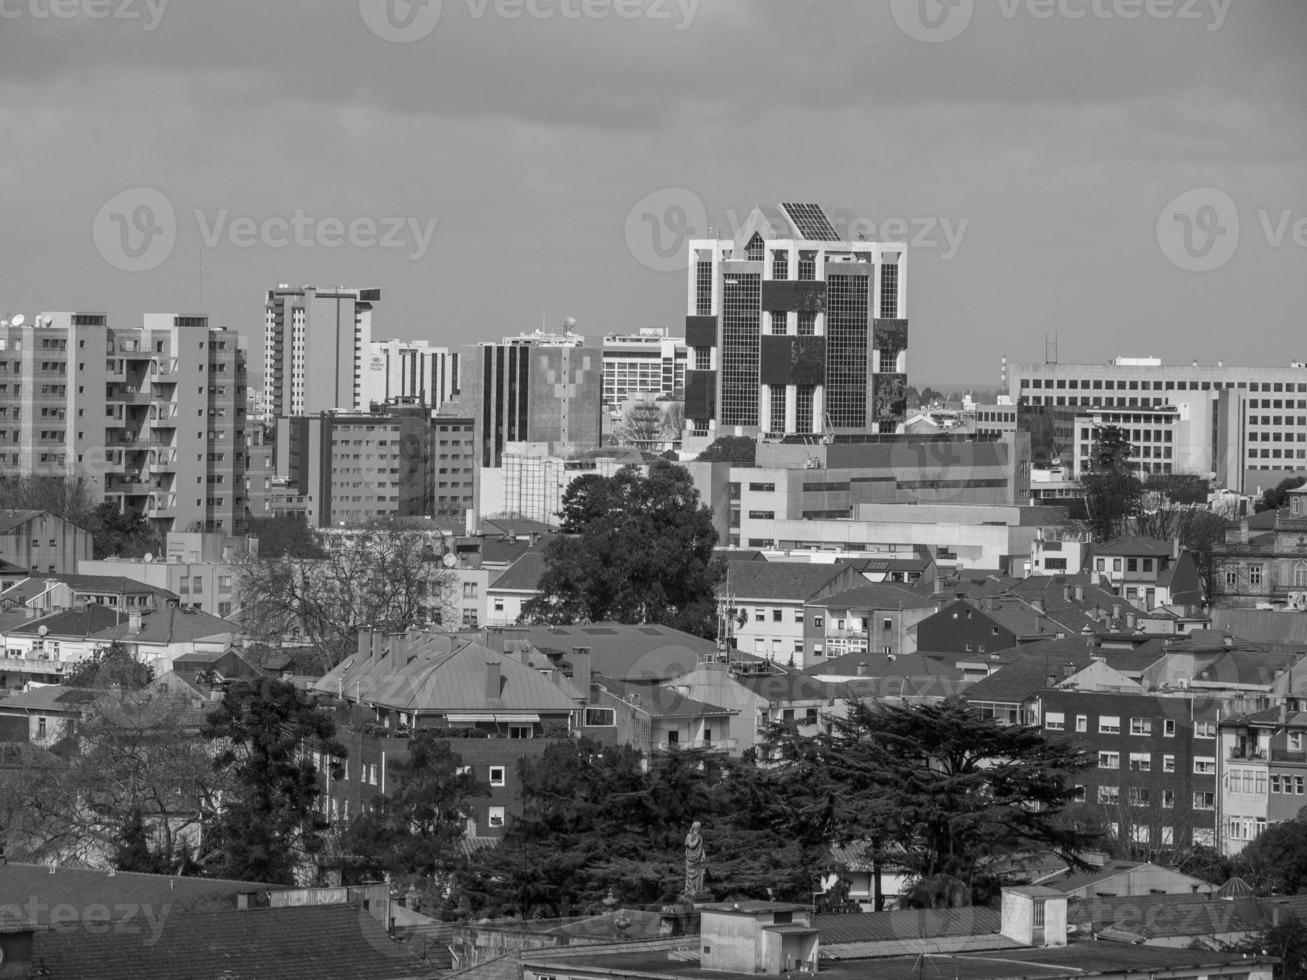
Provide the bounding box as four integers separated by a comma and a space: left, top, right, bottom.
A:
1126, 612, 1137, 632
1240, 519, 1250, 545
933, 576, 944, 596
236, 891, 256, 911
1074, 585, 1085, 603
570, 647, 592, 698
1062, 585, 1071, 602
356, 630, 371, 661
1281, 702, 1289, 723
1031, 597, 1045, 614
127, 611, 142, 634
857, 662, 868, 677
485, 659, 503, 700
1172, 536, 1181, 560
1111, 603, 1122, 621
464, 508, 476, 538
387, 632, 405, 666
1035, 615, 1045, 634
1063, 661, 1077, 678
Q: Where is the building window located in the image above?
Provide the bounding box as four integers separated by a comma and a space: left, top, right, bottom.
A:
1098, 751, 1120, 769
1129, 787, 1151, 807
1193, 792, 1215, 811
488, 806, 505, 828
1098, 785, 1119, 805
584, 708, 616, 726
1129, 717, 1152, 736
1163, 719, 1176, 737
463, 582, 478, 599
1193, 756, 1216, 775
1045, 712, 1065, 731
509, 725, 532, 740
489, 766, 506, 787
1075, 715, 1087, 733
1128, 753, 1151, 772
1099, 715, 1120, 734
1163, 754, 1176, 772
1249, 564, 1264, 587
1194, 721, 1216, 739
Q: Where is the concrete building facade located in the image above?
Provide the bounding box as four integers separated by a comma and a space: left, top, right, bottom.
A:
262, 285, 378, 421
0, 311, 248, 535
600, 328, 687, 411
363, 338, 458, 410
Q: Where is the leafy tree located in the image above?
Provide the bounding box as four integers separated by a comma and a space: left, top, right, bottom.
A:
86, 502, 163, 559
339, 735, 486, 880
524, 461, 723, 637
1232, 813, 1307, 895
3, 689, 219, 867
201, 679, 344, 884
235, 519, 455, 668
1238, 914, 1307, 980
1144, 473, 1210, 507
62, 642, 155, 690
695, 436, 756, 465
662, 402, 685, 445
616, 400, 667, 448
1257, 476, 1307, 514
766, 697, 1096, 903
246, 516, 325, 559
1081, 425, 1143, 542
1136, 505, 1229, 605
0, 474, 97, 527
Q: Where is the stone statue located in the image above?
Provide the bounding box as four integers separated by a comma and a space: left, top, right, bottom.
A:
684, 821, 706, 900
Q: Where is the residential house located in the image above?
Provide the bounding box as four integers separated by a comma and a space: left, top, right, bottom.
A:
0, 573, 178, 614
0, 510, 93, 577
1091, 536, 1203, 610
1047, 861, 1217, 900
1214, 486, 1307, 608
803, 583, 939, 658
486, 552, 547, 627
0, 685, 99, 746
914, 595, 1100, 656
590, 676, 737, 755
721, 560, 865, 668
475, 622, 723, 683
77, 530, 255, 617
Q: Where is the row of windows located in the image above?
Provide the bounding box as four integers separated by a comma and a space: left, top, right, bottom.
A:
1045, 713, 1215, 738
1096, 751, 1211, 774
1028, 378, 1307, 393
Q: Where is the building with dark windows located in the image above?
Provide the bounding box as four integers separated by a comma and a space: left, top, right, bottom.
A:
454, 331, 603, 470
362, 338, 458, 410
683, 203, 908, 451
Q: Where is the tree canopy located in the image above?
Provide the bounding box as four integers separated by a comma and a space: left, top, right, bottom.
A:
339, 735, 486, 882
524, 460, 722, 637
1231, 813, 1307, 896
201, 679, 344, 884
766, 697, 1096, 902
1257, 476, 1307, 514
62, 642, 155, 690
1081, 425, 1143, 542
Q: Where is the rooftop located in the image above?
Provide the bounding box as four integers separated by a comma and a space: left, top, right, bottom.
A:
723, 560, 854, 602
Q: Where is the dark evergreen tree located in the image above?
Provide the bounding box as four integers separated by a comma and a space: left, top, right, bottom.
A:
201, 679, 344, 884
1081, 425, 1143, 541
695, 436, 756, 464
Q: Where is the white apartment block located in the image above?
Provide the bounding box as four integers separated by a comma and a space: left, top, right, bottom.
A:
601, 328, 687, 411
1010, 356, 1307, 494
263, 285, 378, 420
363, 339, 459, 409
0, 311, 248, 535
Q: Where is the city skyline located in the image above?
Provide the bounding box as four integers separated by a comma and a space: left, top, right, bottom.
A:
0, 3, 1304, 386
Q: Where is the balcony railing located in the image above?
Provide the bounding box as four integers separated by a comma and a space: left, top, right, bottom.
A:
1228, 749, 1268, 762
1271, 749, 1307, 764
657, 738, 736, 752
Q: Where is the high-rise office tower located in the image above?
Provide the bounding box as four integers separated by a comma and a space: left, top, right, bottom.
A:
683, 203, 908, 448
0, 311, 248, 534
262, 285, 378, 420
363, 339, 459, 409
454, 331, 603, 469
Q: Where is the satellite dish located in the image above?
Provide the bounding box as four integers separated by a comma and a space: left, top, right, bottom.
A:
38, 625, 49, 636
10, 314, 24, 328
442, 553, 457, 568
143, 553, 154, 563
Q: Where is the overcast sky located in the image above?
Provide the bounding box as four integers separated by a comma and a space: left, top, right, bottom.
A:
1, 0, 1304, 386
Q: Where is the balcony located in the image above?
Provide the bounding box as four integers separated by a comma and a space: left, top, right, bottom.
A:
1271, 749, 1307, 764
657, 738, 736, 753
1228, 749, 1268, 762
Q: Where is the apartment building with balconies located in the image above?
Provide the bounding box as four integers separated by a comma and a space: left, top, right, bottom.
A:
0, 311, 248, 536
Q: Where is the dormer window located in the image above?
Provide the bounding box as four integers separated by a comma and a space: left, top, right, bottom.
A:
745, 234, 765, 262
